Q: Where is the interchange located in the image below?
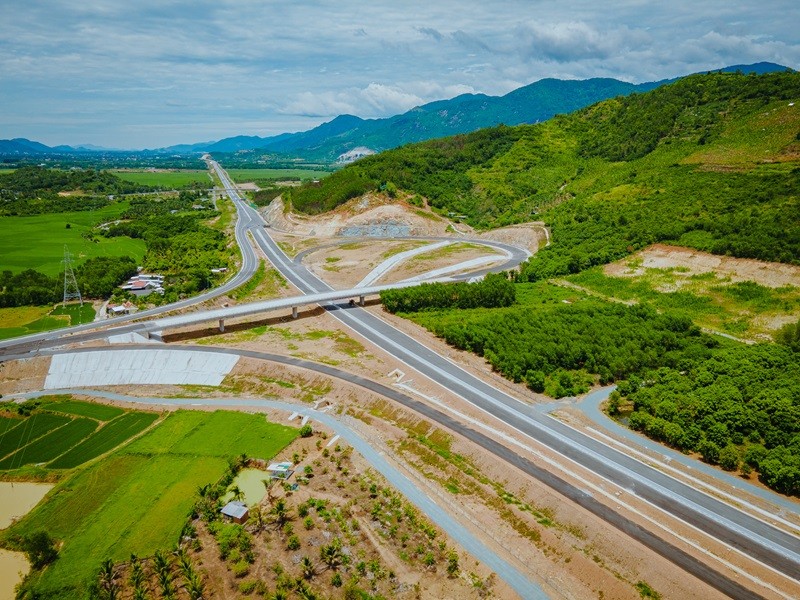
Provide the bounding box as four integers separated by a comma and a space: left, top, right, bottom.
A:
2, 158, 798, 598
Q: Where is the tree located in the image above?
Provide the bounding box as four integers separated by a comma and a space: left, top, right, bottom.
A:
446, 551, 460, 577
320, 538, 343, 570
229, 485, 244, 502
300, 555, 316, 579
21, 530, 58, 569
98, 558, 120, 600
270, 498, 293, 529
719, 444, 741, 471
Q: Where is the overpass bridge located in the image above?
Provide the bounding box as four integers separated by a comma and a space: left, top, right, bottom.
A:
138, 281, 421, 336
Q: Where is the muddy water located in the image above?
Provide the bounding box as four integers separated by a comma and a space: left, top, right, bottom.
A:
224, 468, 269, 505
0, 481, 53, 599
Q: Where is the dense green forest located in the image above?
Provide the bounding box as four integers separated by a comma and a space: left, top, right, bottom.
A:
0, 257, 138, 307
291, 72, 800, 274
0, 166, 154, 215
398, 283, 800, 494
380, 273, 515, 313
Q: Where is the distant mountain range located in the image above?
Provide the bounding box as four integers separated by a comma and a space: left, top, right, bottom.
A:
1, 62, 792, 161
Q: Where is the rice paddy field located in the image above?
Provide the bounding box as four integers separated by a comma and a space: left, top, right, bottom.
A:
226, 168, 332, 183
1, 405, 298, 599
110, 169, 212, 188
0, 202, 145, 276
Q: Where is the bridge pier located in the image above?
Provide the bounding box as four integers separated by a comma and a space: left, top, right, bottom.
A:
359, 295, 365, 306
218, 319, 225, 332
292, 306, 298, 319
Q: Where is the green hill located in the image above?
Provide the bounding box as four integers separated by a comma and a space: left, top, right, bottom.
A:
290, 71, 800, 278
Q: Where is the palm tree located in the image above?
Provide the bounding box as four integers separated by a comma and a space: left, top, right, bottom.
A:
98, 558, 119, 600
319, 538, 342, 571
248, 504, 266, 533
262, 478, 277, 504
184, 570, 206, 600
229, 484, 245, 502
269, 498, 292, 529
300, 556, 316, 580
128, 554, 145, 589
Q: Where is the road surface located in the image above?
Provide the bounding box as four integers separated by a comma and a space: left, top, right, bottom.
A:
208, 160, 800, 595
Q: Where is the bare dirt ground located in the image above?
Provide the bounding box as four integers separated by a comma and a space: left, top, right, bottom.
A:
605, 243, 800, 288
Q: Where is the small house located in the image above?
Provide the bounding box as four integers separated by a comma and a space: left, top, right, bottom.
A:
266, 461, 294, 480
220, 501, 249, 524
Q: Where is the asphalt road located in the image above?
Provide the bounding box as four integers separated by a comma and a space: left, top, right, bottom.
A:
220, 163, 800, 592
0, 157, 259, 354
2, 160, 797, 596
22, 343, 771, 600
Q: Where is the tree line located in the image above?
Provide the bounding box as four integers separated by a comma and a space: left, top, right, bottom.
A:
0, 257, 138, 307
380, 273, 516, 314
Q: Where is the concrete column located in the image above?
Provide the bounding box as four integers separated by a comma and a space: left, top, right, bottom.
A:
218, 319, 225, 332
292, 306, 298, 319
359, 295, 365, 306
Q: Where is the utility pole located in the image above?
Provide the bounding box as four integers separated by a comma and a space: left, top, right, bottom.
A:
62, 245, 83, 307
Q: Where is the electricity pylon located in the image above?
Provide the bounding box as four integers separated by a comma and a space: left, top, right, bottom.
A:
62, 245, 83, 307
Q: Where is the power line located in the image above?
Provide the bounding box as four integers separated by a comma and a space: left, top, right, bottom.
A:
62, 245, 83, 307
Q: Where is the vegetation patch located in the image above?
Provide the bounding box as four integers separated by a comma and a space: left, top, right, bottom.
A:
39, 399, 124, 421
3, 409, 298, 599
48, 412, 159, 469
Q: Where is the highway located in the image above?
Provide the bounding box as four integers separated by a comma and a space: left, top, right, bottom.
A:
0, 156, 259, 353
207, 160, 800, 596
1, 158, 797, 597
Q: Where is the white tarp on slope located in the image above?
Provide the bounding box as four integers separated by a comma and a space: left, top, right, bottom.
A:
44, 349, 239, 388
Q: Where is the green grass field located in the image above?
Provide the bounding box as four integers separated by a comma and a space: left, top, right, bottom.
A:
49, 412, 159, 469
0, 418, 98, 469
40, 400, 124, 421
0, 202, 145, 276
110, 170, 212, 188
0, 304, 96, 341
226, 168, 331, 183
4, 409, 298, 599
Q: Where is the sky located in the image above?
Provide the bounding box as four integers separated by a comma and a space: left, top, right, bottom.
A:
2, 0, 799, 149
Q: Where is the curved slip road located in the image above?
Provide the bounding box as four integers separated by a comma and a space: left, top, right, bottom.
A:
15, 343, 780, 600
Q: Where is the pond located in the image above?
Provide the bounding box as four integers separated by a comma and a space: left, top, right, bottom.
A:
224, 468, 269, 506
0, 481, 53, 600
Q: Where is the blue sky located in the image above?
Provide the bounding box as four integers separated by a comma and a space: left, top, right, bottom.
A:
2, 0, 798, 149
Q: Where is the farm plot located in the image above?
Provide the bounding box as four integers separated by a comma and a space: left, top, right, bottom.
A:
123, 410, 297, 458
0, 418, 97, 469
0, 416, 23, 435
0, 414, 71, 458
40, 400, 124, 421
48, 412, 159, 469
7, 452, 228, 598
5, 409, 298, 599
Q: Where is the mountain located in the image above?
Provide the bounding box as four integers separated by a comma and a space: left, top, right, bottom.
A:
207, 62, 792, 161
290, 69, 800, 274
0, 138, 77, 154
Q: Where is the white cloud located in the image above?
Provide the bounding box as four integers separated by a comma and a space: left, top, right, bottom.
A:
1, 0, 798, 147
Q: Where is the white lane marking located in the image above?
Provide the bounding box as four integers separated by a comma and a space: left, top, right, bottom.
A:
395, 382, 798, 598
